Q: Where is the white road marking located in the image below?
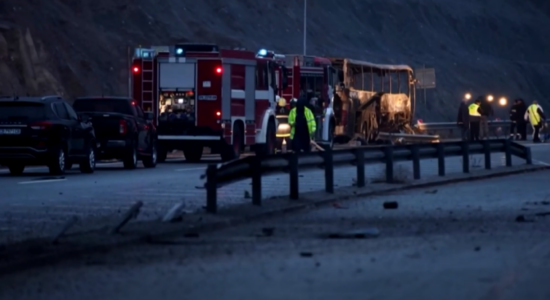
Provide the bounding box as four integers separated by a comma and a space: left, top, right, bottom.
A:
116, 192, 185, 196
18, 179, 67, 184
174, 167, 207, 171
0, 161, 122, 174
533, 159, 550, 166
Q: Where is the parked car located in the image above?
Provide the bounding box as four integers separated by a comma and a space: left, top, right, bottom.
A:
0, 95, 96, 175
72, 96, 157, 169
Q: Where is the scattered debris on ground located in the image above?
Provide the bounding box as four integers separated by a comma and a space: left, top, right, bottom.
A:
383, 201, 399, 209
326, 228, 380, 239
332, 202, 348, 209
515, 215, 535, 223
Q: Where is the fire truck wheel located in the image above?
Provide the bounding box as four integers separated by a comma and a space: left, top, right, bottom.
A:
221, 122, 244, 161
184, 146, 203, 162
255, 119, 276, 156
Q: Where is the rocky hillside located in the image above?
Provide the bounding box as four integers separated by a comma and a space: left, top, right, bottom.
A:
0, 0, 549, 120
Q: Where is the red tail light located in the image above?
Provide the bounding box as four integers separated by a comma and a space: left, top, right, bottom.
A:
216, 111, 221, 117
29, 121, 52, 130
119, 120, 127, 134
215, 67, 222, 74
133, 66, 140, 73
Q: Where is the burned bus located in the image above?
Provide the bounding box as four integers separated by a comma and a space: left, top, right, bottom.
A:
329, 58, 416, 144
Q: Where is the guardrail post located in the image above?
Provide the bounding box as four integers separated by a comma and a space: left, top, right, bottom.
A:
410, 145, 420, 180
289, 152, 299, 199
324, 146, 334, 193
354, 148, 365, 187
205, 164, 218, 213
383, 146, 394, 183
461, 141, 470, 173
504, 139, 512, 167
483, 140, 491, 169
250, 156, 262, 206
437, 143, 445, 176
525, 146, 533, 165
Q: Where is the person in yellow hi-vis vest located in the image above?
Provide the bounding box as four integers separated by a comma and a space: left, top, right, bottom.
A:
288, 98, 316, 152
524, 100, 546, 143
468, 99, 482, 141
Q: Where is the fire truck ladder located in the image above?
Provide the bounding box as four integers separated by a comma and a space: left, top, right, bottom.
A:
141, 56, 154, 112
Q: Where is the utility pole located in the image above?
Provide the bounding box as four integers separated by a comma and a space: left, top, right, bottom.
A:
303, 0, 307, 55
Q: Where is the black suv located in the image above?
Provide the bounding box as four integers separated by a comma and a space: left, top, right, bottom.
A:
0, 95, 96, 175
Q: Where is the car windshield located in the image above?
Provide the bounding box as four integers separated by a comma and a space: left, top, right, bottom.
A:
0, 102, 46, 121
73, 99, 133, 115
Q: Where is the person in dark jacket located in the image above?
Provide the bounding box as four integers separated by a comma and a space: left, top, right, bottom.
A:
456, 98, 470, 140
509, 98, 527, 140
290, 99, 314, 152
478, 95, 494, 139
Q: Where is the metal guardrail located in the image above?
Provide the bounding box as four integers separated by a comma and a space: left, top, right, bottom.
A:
201, 139, 532, 213
416, 120, 549, 131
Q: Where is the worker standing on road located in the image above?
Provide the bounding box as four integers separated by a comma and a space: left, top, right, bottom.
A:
524, 100, 546, 143
456, 95, 470, 140
468, 99, 481, 141
509, 98, 527, 140
289, 98, 316, 152
478, 95, 494, 139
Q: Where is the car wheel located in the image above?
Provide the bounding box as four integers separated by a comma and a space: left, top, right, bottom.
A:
79, 146, 96, 173
123, 145, 138, 169
48, 147, 66, 175
143, 142, 157, 168
8, 164, 25, 175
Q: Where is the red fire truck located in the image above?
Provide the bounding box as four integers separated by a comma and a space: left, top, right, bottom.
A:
255, 49, 338, 147
131, 44, 289, 162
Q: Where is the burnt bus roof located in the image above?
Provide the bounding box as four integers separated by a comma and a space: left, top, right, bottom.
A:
330, 57, 413, 72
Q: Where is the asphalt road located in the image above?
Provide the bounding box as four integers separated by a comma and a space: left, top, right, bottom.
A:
0, 144, 548, 244
1, 170, 550, 300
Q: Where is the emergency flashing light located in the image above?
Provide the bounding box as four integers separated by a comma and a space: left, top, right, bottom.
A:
216, 111, 221, 117
176, 48, 184, 55
215, 67, 222, 74
258, 49, 267, 56
133, 66, 140, 73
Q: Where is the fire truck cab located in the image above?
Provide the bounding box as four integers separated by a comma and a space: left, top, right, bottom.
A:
131, 44, 288, 162
256, 49, 338, 148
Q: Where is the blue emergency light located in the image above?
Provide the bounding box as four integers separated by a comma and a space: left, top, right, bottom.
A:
175, 47, 184, 56
258, 49, 267, 56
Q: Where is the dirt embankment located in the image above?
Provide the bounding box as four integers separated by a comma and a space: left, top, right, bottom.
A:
0, 0, 549, 120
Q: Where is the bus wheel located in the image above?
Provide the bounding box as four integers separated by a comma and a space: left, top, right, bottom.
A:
327, 119, 335, 149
